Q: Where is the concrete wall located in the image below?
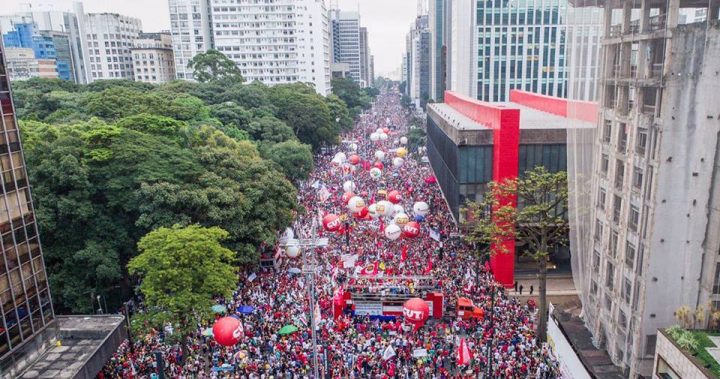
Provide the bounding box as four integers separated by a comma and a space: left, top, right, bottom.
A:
642, 21, 720, 347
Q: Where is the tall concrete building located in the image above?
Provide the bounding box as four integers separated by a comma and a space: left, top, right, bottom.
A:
210, 0, 331, 95
131, 32, 176, 84
428, 0, 446, 102
444, 0, 475, 99
359, 26, 370, 87
329, 10, 362, 85
83, 13, 142, 81
167, 0, 213, 81
567, 0, 720, 375
405, 15, 431, 108
2, 47, 58, 81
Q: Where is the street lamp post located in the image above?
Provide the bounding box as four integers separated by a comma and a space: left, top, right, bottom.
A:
282, 219, 328, 379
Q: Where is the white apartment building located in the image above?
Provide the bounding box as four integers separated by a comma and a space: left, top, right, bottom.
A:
131, 32, 176, 84
211, 0, 331, 94
329, 10, 361, 85
168, 0, 213, 80
83, 13, 141, 81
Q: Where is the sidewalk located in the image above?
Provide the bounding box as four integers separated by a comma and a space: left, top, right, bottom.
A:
508, 276, 578, 297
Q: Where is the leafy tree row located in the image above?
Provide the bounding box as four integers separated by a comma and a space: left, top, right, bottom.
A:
12, 50, 376, 313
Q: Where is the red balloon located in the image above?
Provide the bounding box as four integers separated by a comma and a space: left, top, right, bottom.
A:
354, 207, 369, 219
349, 154, 361, 165
402, 221, 421, 238
382, 127, 390, 134
213, 317, 243, 346
374, 161, 384, 170
323, 214, 341, 231
341, 192, 354, 205
388, 190, 402, 204
403, 298, 429, 328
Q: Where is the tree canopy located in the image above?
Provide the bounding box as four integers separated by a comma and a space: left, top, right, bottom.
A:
187, 49, 244, 84
13, 77, 355, 313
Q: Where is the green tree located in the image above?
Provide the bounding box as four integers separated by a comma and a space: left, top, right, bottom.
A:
187, 49, 244, 84
265, 140, 314, 182
269, 86, 338, 150
128, 225, 237, 353
326, 94, 353, 132
466, 167, 568, 345
246, 115, 295, 143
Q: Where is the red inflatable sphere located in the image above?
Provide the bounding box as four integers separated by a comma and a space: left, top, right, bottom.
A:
323, 214, 341, 231
382, 127, 390, 134
341, 191, 354, 205
402, 221, 421, 238
213, 317, 243, 346
349, 154, 361, 165
388, 190, 402, 204
403, 298, 429, 328
374, 161, 384, 170
354, 207, 369, 219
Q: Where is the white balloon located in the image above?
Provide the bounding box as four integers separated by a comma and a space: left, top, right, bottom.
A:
413, 201, 430, 216
375, 150, 386, 161
378, 200, 394, 217
347, 196, 366, 213
286, 244, 300, 258
400, 136, 408, 145
368, 203, 379, 218
349, 143, 358, 151
370, 133, 380, 142
393, 213, 409, 226
392, 157, 404, 168
384, 224, 402, 240
393, 204, 405, 215
376, 128, 384, 134
343, 180, 356, 193
331, 157, 342, 165
379, 133, 388, 141
334, 152, 347, 163
370, 167, 382, 180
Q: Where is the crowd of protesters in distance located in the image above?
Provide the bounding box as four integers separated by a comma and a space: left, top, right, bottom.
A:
98, 89, 560, 378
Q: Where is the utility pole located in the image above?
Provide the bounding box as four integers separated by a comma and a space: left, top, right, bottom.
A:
282, 219, 328, 379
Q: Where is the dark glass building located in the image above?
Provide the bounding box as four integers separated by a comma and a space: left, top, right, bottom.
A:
0, 39, 56, 373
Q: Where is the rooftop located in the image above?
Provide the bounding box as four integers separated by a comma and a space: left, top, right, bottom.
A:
430, 90, 598, 132
662, 327, 720, 378
18, 315, 126, 379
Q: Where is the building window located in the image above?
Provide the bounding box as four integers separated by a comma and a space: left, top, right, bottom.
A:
610, 231, 619, 257
629, 205, 640, 232
636, 128, 648, 156
626, 242, 636, 269
618, 309, 627, 329
656, 356, 680, 379
591, 280, 599, 296
605, 293, 613, 311
602, 120, 612, 143
615, 160, 625, 190
595, 219, 603, 241
601, 154, 609, 176
593, 250, 601, 273
623, 277, 632, 304
712, 262, 720, 295
617, 123, 627, 153
597, 188, 607, 210
632, 166, 644, 190
606, 261, 615, 290
613, 195, 622, 223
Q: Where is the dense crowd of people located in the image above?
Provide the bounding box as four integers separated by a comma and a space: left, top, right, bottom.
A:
99, 89, 560, 378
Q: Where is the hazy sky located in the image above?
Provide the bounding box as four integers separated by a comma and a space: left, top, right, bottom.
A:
2, 0, 419, 78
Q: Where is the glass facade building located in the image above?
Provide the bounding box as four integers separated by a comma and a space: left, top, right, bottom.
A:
0, 40, 55, 370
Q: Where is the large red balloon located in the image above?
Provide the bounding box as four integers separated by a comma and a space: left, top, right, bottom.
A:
323, 214, 341, 231
382, 127, 390, 134
374, 161, 384, 170
403, 298, 429, 329
341, 191, 354, 205
213, 317, 243, 346
402, 221, 421, 238
349, 154, 361, 165
388, 190, 402, 204
353, 207, 369, 219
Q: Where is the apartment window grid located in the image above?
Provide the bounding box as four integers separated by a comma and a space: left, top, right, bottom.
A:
0, 44, 54, 359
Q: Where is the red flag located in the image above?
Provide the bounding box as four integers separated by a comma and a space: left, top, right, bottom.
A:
424, 257, 433, 274
457, 338, 473, 366
401, 245, 408, 262
379, 219, 385, 232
